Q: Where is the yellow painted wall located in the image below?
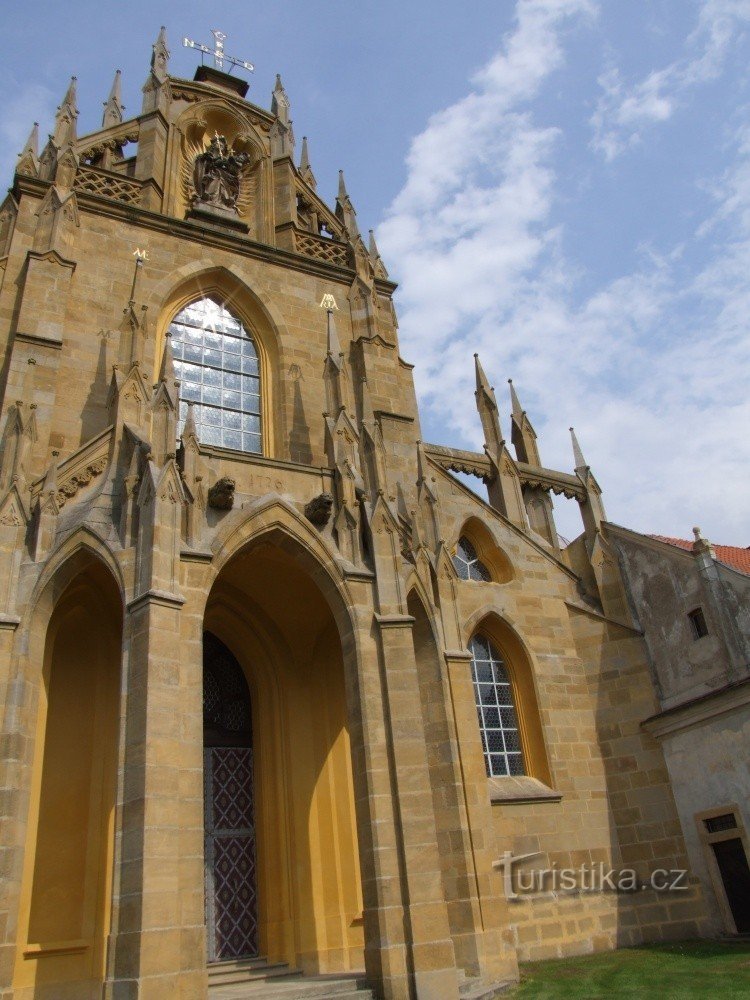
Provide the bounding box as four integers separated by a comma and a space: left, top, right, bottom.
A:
13, 562, 121, 998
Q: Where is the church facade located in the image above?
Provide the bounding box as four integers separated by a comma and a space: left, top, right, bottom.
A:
0, 29, 712, 1000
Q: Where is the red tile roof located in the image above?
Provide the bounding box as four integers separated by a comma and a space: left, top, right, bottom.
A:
650, 535, 750, 576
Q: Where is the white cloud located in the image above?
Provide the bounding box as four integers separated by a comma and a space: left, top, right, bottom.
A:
0, 82, 56, 180
591, 0, 750, 160
378, 0, 750, 544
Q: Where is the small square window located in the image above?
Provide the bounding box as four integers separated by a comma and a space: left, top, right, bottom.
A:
688, 607, 709, 640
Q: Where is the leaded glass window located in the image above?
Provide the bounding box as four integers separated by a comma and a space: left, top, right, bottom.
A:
453, 537, 491, 582
169, 297, 262, 454
470, 633, 525, 777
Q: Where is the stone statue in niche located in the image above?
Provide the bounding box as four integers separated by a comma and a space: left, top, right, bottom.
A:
193, 134, 249, 214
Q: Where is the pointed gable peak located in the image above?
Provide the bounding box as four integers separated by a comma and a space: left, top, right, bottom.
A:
102, 69, 124, 128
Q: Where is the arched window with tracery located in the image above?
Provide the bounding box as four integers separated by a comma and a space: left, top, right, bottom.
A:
169, 296, 262, 453
469, 633, 525, 777
453, 536, 491, 582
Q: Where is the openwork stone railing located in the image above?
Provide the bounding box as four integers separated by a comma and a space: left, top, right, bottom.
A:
74, 165, 143, 206
294, 229, 350, 268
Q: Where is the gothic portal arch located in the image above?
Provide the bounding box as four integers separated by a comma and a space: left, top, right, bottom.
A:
202, 529, 364, 975
12, 552, 123, 996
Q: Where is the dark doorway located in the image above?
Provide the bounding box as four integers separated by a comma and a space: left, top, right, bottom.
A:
203, 632, 259, 961
712, 838, 750, 934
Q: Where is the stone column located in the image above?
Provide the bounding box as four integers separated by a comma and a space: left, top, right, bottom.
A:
105, 592, 205, 1000
375, 613, 459, 1000
343, 585, 412, 1000
444, 650, 519, 985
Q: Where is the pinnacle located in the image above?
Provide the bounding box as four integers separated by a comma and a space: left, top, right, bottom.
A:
150, 25, 169, 82
102, 69, 124, 128
61, 76, 77, 110
474, 354, 493, 397
19, 122, 39, 159
338, 169, 348, 199
570, 426, 587, 471
159, 332, 176, 384
508, 378, 524, 419
300, 136, 310, 171
182, 400, 198, 438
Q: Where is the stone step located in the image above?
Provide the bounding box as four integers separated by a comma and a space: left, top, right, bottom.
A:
208, 958, 299, 987
459, 977, 516, 999
209, 971, 373, 999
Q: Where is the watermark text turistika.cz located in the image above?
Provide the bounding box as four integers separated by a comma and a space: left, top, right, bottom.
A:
493, 852, 689, 900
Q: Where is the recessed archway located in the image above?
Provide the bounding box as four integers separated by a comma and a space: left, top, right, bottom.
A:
203, 533, 364, 975
12, 553, 123, 997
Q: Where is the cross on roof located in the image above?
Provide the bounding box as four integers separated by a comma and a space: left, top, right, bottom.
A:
182, 28, 254, 75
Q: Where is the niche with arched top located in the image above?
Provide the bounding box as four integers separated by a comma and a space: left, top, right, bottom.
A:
14, 555, 122, 995
453, 518, 514, 584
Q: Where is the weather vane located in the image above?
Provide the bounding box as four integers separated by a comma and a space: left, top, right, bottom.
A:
182, 29, 254, 75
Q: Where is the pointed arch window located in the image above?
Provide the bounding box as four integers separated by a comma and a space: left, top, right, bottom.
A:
169, 297, 262, 454
453, 536, 491, 582
469, 633, 525, 777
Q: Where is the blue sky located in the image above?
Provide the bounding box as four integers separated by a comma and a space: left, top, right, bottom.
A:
1, 1, 748, 543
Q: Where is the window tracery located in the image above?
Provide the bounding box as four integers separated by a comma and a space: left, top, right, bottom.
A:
453, 536, 491, 582
169, 296, 262, 453
469, 633, 525, 777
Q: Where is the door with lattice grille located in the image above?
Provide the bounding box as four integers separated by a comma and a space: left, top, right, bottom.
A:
204, 746, 258, 960
202, 633, 258, 963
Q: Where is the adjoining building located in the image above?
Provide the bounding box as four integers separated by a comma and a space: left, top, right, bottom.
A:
0, 27, 728, 1000
608, 526, 750, 939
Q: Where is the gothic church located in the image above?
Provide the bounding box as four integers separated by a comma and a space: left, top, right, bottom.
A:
0, 27, 713, 1000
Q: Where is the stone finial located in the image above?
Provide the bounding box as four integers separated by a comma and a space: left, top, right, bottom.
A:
151, 25, 170, 83
569, 426, 587, 472
102, 69, 124, 128
692, 526, 716, 558
52, 77, 78, 147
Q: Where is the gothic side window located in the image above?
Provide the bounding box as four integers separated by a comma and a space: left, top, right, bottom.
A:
453, 536, 491, 582
169, 297, 262, 454
470, 633, 525, 777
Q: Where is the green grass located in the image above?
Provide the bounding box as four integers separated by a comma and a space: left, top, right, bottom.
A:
509, 940, 750, 998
